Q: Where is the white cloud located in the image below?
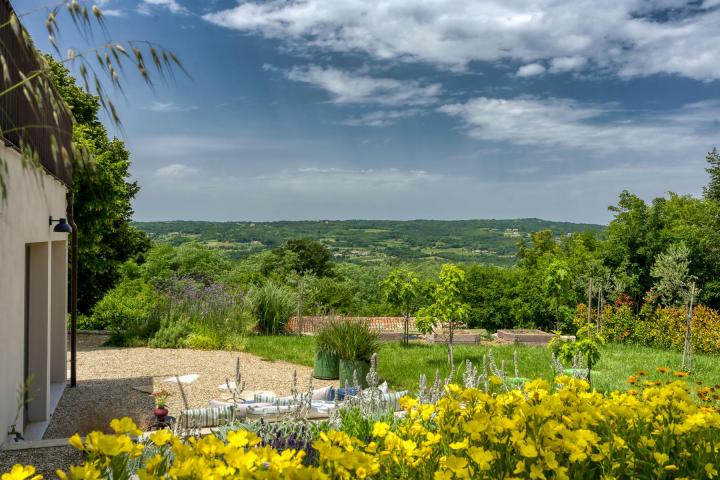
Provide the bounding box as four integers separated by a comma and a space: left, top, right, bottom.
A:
516, 63, 546, 77
137, 0, 189, 15
284, 66, 441, 106
144, 101, 199, 112
339, 109, 420, 127
439, 96, 716, 152
203, 0, 720, 80
154, 163, 199, 177
549, 56, 587, 73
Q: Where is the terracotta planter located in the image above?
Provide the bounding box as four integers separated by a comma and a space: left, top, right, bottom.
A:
154, 407, 169, 422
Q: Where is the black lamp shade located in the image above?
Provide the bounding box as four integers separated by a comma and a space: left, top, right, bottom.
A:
51, 217, 72, 233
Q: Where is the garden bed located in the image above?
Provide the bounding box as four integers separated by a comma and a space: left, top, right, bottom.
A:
496, 328, 555, 346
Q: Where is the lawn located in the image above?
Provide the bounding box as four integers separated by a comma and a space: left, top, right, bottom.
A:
243, 335, 720, 393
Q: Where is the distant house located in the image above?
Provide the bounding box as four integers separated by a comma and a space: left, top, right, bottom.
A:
0, 0, 73, 444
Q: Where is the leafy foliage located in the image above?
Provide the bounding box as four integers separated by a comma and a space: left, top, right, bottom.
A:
250, 281, 296, 334
316, 318, 380, 361
703, 147, 720, 202
649, 243, 695, 307
416, 265, 470, 335
46, 56, 150, 313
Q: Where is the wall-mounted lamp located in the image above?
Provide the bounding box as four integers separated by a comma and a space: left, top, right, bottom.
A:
49, 216, 72, 233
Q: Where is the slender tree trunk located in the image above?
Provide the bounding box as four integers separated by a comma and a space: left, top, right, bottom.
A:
404, 313, 409, 345
587, 278, 593, 331
447, 319, 455, 370
682, 283, 695, 372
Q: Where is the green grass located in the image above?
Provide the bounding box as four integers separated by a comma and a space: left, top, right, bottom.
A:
242, 336, 720, 394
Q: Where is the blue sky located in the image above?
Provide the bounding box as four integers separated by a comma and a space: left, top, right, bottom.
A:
20, 0, 720, 223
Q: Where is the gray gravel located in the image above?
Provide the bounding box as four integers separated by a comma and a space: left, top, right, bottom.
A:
0, 446, 83, 478
43, 334, 334, 438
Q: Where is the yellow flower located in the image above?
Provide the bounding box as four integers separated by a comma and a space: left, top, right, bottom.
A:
707, 464, 718, 478
519, 442, 538, 458
1, 465, 40, 480
434, 471, 453, 480
530, 463, 547, 480
653, 452, 669, 465
68, 433, 84, 451
66, 464, 101, 480
449, 439, 468, 450
372, 422, 390, 438
673, 371, 690, 378
489, 375, 503, 386
110, 417, 142, 436
468, 446, 495, 471
443, 455, 468, 473
657, 367, 669, 374
149, 429, 173, 447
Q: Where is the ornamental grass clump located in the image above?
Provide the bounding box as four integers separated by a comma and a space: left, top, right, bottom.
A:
328, 318, 380, 362
7, 375, 720, 480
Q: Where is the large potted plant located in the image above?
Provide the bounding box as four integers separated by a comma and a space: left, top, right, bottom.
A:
314, 320, 340, 380
333, 319, 380, 388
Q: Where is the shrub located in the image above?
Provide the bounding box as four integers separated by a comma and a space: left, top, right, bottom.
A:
322, 318, 380, 361
92, 279, 162, 343
315, 318, 340, 355
601, 303, 720, 354
251, 281, 295, 334
16, 377, 720, 480
147, 315, 192, 348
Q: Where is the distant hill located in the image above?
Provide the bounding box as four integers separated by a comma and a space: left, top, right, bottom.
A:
133, 219, 604, 266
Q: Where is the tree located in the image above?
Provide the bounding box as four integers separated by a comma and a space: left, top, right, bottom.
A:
703, 147, 720, 203
650, 243, 695, 307
46, 57, 150, 312
544, 259, 574, 331
417, 264, 470, 369
381, 268, 420, 344
267, 238, 334, 277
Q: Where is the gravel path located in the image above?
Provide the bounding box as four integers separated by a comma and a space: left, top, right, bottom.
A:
0, 446, 83, 479
43, 334, 334, 438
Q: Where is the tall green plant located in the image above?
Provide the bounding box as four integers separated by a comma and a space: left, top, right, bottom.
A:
417, 264, 470, 369
317, 319, 379, 361
251, 281, 296, 334
380, 269, 420, 344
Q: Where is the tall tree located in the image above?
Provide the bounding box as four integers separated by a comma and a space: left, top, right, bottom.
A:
417, 264, 470, 368
704, 147, 720, 203
46, 57, 149, 312
381, 268, 421, 344
266, 238, 334, 277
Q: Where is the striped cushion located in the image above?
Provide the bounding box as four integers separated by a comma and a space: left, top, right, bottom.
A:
177, 405, 235, 429
253, 391, 277, 403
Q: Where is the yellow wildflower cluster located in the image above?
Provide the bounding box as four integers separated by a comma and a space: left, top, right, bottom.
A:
4, 376, 720, 479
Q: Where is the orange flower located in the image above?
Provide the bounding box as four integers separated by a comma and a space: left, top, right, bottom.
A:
656, 367, 669, 374
673, 371, 689, 378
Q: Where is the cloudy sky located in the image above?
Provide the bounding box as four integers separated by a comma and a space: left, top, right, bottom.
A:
21, 0, 720, 223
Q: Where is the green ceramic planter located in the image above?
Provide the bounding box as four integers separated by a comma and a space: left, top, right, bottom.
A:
339, 359, 370, 388
313, 350, 339, 380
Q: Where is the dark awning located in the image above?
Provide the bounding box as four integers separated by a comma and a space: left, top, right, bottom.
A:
0, 0, 73, 187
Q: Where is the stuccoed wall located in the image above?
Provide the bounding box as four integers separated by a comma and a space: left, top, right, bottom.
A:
0, 144, 68, 444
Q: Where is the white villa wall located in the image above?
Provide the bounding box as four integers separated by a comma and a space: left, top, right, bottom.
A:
0, 144, 68, 445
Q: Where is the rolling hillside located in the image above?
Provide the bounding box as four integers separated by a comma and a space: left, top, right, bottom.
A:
134, 219, 603, 266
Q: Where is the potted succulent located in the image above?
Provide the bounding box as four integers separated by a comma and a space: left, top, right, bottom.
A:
151, 390, 170, 423
314, 320, 340, 380
332, 319, 380, 388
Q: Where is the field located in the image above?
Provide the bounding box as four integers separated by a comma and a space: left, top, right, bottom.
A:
242, 336, 720, 394
133, 219, 603, 266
